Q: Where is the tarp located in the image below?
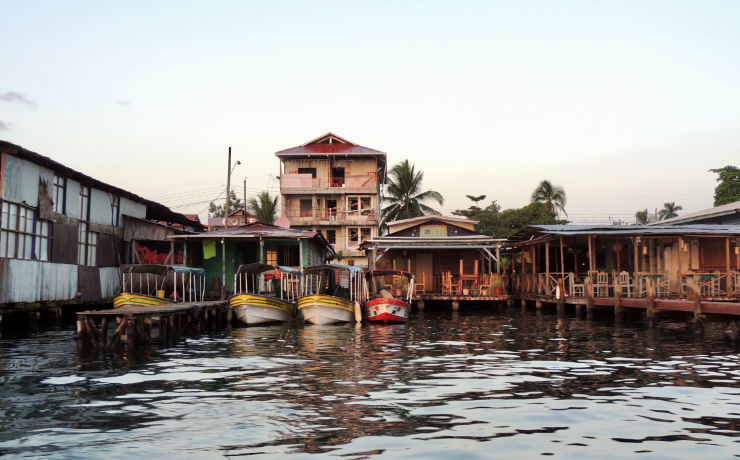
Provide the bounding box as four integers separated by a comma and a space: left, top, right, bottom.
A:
203, 240, 216, 259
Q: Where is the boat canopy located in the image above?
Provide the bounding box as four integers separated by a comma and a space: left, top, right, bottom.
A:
303, 264, 365, 274
123, 264, 206, 277
235, 263, 302, 276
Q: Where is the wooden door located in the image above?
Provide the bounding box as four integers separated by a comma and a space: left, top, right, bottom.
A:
416, 253, 434, 293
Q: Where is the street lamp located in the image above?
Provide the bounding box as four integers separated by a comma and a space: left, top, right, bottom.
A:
225, 146, 241, 227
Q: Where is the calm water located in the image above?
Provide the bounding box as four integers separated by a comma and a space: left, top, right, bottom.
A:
1, 306, 739, 459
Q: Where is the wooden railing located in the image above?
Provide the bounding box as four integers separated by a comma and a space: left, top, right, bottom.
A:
512, 271, 740, 301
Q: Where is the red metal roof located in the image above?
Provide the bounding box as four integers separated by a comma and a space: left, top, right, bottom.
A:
275, 132, 386, 157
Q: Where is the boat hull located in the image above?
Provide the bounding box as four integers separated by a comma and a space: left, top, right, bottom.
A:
229, 294, 294, 325
113, 293, 174, 309
365, 298, 410, 323
298, 295, 355, 325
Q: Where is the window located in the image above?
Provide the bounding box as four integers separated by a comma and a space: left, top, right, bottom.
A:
360, 197, 372, 215
80, 186, 90, 221
110, 195, 120, 226
78, 222, 97, 266
266, 249, 278, 265
298, 167, 316, 178
0, 202, 50, 261
53, 175, 66, 214
299, 199, 312, 217
348, 197, 359, 215
349, 227, 359, 243
361, 228, 371, 242
325, 229, 336, 245
331, 167, 345, 187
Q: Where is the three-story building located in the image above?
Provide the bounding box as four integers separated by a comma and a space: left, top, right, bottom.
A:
276, 133, 386, 267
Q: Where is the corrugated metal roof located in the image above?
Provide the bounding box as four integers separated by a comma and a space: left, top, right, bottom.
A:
650, 200, 740, 225
387, 215, 479, 227
511, 224, 740, 240
169, 222, 320, 239
0, 140, 203, 230
275, 132, 386, 157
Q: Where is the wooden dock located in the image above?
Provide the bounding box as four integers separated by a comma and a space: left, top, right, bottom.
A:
76, 300, 228, 350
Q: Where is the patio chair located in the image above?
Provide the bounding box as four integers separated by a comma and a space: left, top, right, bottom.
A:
619, 271, 634, 297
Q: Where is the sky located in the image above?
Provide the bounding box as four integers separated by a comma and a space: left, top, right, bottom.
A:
1, 0, 739, 224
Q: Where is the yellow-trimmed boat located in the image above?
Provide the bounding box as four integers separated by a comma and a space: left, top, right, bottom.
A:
298, 264, 368, 325
229, 264, 301, 325
115, 264, 206, 308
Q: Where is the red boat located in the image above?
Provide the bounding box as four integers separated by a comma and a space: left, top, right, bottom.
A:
365, 270, 414, 323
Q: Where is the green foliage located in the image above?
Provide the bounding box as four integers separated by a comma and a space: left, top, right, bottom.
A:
531, 180, 567, 217
497, 256, 511, 272
635, 209, 649, 225
710, 166, 740, 206
381, 159, 444, 231
454, 196, 560, 238
208, 190, 243, 217
248, 191, 279, 224
658, 202, 682, 220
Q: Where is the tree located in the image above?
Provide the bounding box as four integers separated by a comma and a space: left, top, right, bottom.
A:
710, 166, 740, 206
531, 180, 567, 217
452, 194, 487, 219
248, 191, 279, 225
208, 190, 243, 217
658, 202, 682, 220
635, 209, 649, 225
380, 159, 444, 231
490, 202, 561, 239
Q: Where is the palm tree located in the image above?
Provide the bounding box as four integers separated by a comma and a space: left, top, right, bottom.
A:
658, 202, 682, 220
248, 191, 279, 224
635, 209, 649, 225
531, 180, 567, 217
380, 160, 444, 230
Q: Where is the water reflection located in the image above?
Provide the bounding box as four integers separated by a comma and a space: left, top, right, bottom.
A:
0, 307, 739, 458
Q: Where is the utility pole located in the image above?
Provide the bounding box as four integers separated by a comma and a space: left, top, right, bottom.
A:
225, 147, 232, 227
243, 177, 247, 217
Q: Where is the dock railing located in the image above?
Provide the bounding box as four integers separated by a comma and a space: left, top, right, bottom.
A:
513, 271, 740, 301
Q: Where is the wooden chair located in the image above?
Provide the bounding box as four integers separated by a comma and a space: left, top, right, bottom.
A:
595, 271, 609, 297
619, 271, 634, 298
442, 272, 460, 295
569, 272, 584, 297
449, 273, 461, 295
414, 272, 426, 294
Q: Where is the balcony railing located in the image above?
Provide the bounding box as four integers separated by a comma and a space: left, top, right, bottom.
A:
280, 173, 378, 191
283, 209, 378, 223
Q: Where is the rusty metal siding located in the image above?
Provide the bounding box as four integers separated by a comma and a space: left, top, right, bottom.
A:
99, 266, 121, 299
0, 259, 78, 303
96, 233, 118, 267
2, 154, 41, 207
51, 222, 78, 264
77, 266, 100, 303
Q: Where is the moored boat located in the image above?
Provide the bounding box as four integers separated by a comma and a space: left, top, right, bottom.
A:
115, 265, 206, 308
365, 270, 414, 323
229, 263, 301, 325
298, 264, 368, 325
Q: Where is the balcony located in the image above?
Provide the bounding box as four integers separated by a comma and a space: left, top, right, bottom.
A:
283, 209, 378, 225
280, 173, 378, 194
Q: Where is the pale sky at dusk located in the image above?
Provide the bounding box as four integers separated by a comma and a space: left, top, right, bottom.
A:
2, 0, 739, 224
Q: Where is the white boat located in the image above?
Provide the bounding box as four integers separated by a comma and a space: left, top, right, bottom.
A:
298, 264, 368, 325
229, 264, 301, 325
365, 270, 414, 323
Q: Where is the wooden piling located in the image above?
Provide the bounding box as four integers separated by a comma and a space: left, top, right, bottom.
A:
646, 279, 656, 328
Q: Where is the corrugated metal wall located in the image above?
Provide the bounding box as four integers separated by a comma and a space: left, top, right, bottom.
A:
0, 260, 121, 304
0, 260, 78, 303
99, 267, 121, 299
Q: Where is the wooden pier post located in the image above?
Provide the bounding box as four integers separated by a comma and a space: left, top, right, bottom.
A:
646, 278, 656, 328
614, 277, 623, 319
557, 278, 565, 316
451, 300, 460, 311
691, 274, 704, 332
417, 300, 425, 309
